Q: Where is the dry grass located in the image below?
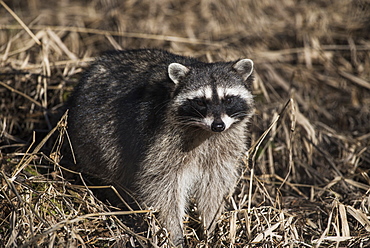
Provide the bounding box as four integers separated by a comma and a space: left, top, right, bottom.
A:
1, 0, 370, 247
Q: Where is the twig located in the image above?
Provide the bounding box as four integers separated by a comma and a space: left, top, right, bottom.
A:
0, 24, 224, 47
338, 70, 370, 90
0, 1, 41, 46
0, 80, 42, 107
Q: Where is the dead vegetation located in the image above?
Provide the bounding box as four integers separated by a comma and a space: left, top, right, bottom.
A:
1, 0, 370, 247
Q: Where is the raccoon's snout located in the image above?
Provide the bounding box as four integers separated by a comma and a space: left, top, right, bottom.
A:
211, 120, 226, 132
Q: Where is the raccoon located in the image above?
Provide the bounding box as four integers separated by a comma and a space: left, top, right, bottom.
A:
67, 49, 254, 246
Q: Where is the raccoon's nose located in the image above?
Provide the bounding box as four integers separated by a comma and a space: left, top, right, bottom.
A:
211, 120, 225, 132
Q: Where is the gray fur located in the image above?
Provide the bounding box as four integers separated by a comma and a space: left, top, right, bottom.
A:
67, 49, 254, 246
168, 63, 189, 84
233, 59, 254, 81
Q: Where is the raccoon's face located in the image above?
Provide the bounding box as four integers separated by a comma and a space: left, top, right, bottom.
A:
168, 59, 254, 133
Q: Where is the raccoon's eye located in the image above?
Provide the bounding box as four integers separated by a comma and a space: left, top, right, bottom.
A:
192, 98, 206, 107
224, 96, 234, 105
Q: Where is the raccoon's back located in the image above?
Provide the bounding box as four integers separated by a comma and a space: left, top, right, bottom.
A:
67, 49, 195, 186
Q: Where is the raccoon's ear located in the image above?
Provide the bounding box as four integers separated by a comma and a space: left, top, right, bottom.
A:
233, 59, 254, 81
168, 63, 189, 84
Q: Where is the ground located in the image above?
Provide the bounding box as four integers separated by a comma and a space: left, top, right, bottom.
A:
1, 0, 370, 247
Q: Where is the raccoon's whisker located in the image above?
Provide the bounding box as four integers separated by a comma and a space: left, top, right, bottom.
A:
230, 111, 249, 118
190, 105, 206, 119
173, 117, 202, 127
154, 100, 172, 114
172, 117, 209, 131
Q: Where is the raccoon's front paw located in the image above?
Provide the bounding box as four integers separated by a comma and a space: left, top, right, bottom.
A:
171, 236, 185, 248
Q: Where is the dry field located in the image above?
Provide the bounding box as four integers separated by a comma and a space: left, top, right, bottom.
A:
1, 0, 370, 247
